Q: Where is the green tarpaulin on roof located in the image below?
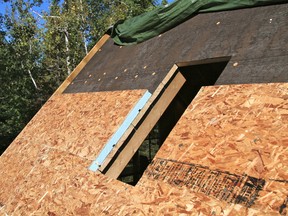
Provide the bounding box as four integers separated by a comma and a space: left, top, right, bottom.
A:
110, 0, 287, 45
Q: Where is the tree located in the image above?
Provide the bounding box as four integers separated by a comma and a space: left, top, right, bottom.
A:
86, 0, 157, 45
161, 0, 169, 5
0, 0, 43, 154
41, 0, 90, 86
0, 0, 159, 155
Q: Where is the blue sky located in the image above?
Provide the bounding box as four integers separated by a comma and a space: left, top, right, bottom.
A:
157, 0, 175, 4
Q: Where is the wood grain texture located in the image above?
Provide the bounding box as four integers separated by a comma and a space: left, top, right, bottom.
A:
0, 148, 240, 215
105, 72, 186, 178
30, 90, 146, 160
146, 83, 288, 214
0, 90, 146, 209
156, 83, 288, 179
0, 84, 287, 215
98, 64, 179, 172
0, 147, 256, 216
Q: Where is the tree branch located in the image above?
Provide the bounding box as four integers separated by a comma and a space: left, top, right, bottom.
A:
30, 9, 60, 19
21, 62, 39, 90
63, 29, 71, 75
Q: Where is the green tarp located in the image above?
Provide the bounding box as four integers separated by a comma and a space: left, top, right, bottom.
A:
110, 0, 288, 45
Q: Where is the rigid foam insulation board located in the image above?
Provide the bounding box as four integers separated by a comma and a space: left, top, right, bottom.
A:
64, 3, 288, 94
144, 83, 288, 215
0, 83, 287, 215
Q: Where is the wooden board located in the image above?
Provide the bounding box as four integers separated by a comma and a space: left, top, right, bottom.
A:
2, 148, 132, 215
144, 83, 288, 214
0, 147, 239, 215
0, 83, 287, 215
0, 89, 147, 204
99, 65, 179, 173
105, 72, 186, 179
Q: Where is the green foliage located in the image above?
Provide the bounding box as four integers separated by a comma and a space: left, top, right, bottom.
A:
86, 0, 157, 45
0, 0, 43, 154
0, 0, 158, 155
161, 0, 169, 5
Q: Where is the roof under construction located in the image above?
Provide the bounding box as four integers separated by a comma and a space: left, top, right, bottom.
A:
0, 2, 287, 215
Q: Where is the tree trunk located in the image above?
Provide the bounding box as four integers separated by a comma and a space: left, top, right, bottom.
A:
64, 29, 71, 75
21, 62, 38, 90
79, 0, 88, 55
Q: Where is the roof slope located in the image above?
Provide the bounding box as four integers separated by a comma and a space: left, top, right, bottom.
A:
0, 3, 288, 216
110, 0, 288, 45
0, 83, 287, 215
0, 90, 146, 202
65, 3, 288, 94
147, 83, 288, 213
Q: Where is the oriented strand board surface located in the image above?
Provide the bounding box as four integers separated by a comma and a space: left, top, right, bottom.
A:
24, 90, 147, 160
0, 90, 146, 206
0, 148, 238, 215
145, 83, 288, 214
0, 84, 287, 215
155, 83, 288, 179
2, 148, 132, 215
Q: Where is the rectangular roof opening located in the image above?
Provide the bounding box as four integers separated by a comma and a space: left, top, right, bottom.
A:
103, 57, 230, 185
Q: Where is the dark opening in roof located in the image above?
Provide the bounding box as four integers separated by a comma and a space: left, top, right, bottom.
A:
115, 58, 230, 185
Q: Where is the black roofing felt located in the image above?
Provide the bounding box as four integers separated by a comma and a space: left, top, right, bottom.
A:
110, 0, 288, 45
64, 4, 288, 94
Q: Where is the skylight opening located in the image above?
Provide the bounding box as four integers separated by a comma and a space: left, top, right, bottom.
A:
104, 57, 230, 186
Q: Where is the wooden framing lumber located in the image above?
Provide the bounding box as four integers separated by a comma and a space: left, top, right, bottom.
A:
176, 56, 231, 67
98, 64, 179, 173
104, 72, 186, 179
89, 91, 152, 171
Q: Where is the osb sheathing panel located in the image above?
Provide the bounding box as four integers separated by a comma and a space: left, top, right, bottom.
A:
2, 148, 132, 215
145, 83, 287, 214
156, 83, 287, 179
0, 90, 146, 207
1, 84, 287, 215
0, 147, 239, 216
24, 90, 147, 160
